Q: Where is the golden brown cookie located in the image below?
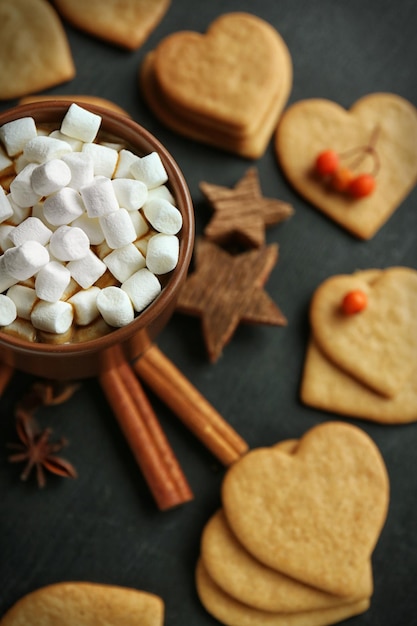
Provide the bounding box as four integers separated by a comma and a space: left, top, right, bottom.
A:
309, 267, 417, 398
0, 0, 75, 100
140, 13, 292, 158
53, 0, 171, 50
275, 94, 417, 238
301, 336, 417, 424
0, 581, 164, 626
222, 421, 389, 597
196, 559, 371, 626
201, 509, 373, 613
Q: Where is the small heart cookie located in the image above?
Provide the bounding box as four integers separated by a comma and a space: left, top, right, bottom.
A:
310, 267, 417, 398
140, 13, 292, 158
275, 94, 417, 238
53, 0, 170, 50
222, 421, 389, 597
0, 581, 164, 626
0, 0, 75, 100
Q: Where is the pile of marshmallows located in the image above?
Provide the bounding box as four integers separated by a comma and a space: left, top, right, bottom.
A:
0, 103, 183, 338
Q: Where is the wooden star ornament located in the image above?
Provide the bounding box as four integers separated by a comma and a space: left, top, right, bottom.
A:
176, 239, 287, 362
200, 167, 294, 248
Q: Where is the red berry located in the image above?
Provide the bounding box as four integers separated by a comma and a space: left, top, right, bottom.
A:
330, 167, 354, 192
341, 290, 368, 315
348, 174, 376, 198
315, 150, 339, 176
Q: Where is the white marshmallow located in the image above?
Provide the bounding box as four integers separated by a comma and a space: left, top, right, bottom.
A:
96, 286, 134, 327
9, 163, 42, 208
49, 225, 90, 261
67, 249, 106, 288
0, 117, 37, 157
0, 186, 13, 222
113, 148, 138, 179
9, 216, 52, 247
1, 318, 36, 342
14, 153, 30, 174
80, 176, 119, 218
0, 294, 17, 326
6, 194, 31, 226
61, 152, 94, 190
82, 143, 118, 178
68, 286, 100, 325
0, 256, 18, 292
71, 213, 104, 245
35, 261, 71, 302
60, 103, 101, 143
31, 300, 74, 334
143, 197, 182, 235
3, 240, 49, 280
7, 284, 37, 319
122, 268, 161, 313
99, 208, 137, 249
31, 159, 72, 196
31, 202, 57, 232
130, 151, 168, 189
49, 129, 83, 152
0, 224, 14, 251
23, 135, 73, 163
146, 184, 175, 204
146, 233, 179, 275
103, 243, 145, 283
111, 178, 148, 211
0, 146, 13, 173
43, 187, 85, 226
129, 210, 149, 238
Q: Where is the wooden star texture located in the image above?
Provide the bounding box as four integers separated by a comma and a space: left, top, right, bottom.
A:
176, 239, 287, 362
200, 167, 294, 248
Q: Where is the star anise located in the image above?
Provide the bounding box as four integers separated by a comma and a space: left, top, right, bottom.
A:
7, 406, 77, 489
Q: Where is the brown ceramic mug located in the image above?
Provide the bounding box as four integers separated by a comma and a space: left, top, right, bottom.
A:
0, 101, 194, 379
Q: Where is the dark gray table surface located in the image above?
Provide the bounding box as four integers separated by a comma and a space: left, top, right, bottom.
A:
1, 1, 417, 624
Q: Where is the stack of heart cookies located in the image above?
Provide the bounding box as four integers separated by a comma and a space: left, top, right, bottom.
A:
196, 421, 390, 626
301, 266, 417, 424
139, 12, 293, 159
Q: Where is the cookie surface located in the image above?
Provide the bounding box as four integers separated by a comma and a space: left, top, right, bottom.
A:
275, 94, 417, 238
310, 267, 417, 398
53, 0, 170, 50
201, 509, 373, 613
140, 13, 292, 158
301, 336, 417, 423
0, 0, 75, 100
0, 582, 164, 626
222, 421, 389, 597
196, 559, 370, 626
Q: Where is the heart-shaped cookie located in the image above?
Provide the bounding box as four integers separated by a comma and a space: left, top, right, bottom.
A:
275, 94, 417, 238
53, 0, 170, 50
196, 559, 371, 626
0, 0, 75, 100
140, 13, 292, 158
201, 509, 373, 613
222, 421, 389, 597
310, 267, 417, 398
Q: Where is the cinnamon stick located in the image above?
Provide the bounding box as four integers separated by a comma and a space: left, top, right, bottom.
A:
134, 345, 249, 466
99, 354, 193, 511
0, 362, 13, 397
